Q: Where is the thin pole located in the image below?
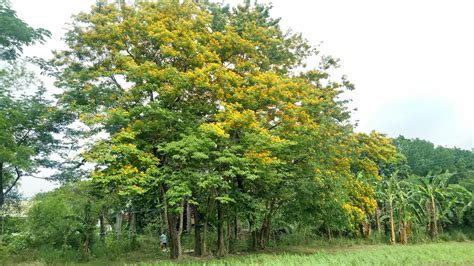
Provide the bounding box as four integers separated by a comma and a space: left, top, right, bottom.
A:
1, 207, 4, 243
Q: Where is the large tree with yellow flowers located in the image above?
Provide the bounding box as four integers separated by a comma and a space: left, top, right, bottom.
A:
52, 0, 398, 259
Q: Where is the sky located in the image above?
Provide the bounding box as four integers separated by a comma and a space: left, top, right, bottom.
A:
9, 0, 474, 197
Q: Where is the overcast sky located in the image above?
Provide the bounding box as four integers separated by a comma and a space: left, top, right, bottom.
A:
10, 0, 474, 197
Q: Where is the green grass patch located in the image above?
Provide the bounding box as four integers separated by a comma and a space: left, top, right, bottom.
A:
139, 242, 474, 266
1, 241, 473, 265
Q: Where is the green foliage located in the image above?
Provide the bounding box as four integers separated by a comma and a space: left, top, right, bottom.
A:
24, 182, 101, 256
0, 63, 71, 207
50, 0, 371, 258
0, 0, 50, 60
0, 216, 25, 244
91, 236, 158, 261
0, 0, 73, 208
393, 136, 474, 228
394, 136, 474, 188
375, 172, 472, 244
46, 0, 472, 259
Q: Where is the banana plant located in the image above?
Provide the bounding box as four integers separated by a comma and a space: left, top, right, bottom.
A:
394, 178, 417, 244
411, 172, 470, 239
440, 184, 472, 226
377, 172, 401, 244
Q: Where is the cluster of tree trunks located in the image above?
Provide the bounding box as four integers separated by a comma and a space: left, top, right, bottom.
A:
372, 203, 413, 245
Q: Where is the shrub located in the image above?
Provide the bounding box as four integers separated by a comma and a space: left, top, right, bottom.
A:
24, 182, 101, 256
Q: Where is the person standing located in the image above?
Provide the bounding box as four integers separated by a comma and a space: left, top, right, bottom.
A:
160, 232, 168, 251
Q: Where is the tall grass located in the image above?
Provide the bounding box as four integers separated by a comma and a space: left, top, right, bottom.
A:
141, 242, 474, 266
1, 236, 472, 265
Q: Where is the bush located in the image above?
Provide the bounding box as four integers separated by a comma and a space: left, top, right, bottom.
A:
439, 231, 469, 242
6, 232, 32, 252
0, 244, 11, 259
25, 182, 101, 255
35, 247, 82, 264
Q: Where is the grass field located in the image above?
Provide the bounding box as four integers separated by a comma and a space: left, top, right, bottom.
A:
2, 241, 473, 265
140, 242, 474, 266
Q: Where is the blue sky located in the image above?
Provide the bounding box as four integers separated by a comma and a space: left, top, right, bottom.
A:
9, 0, 474, 197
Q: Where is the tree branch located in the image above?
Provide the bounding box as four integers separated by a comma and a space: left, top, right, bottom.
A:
26, 174, 54, 181
267, 121, 282, 131
109, 75, 124, 91
3, 167, 22, 197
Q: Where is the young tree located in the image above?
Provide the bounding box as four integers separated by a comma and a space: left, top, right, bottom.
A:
0, 64, 70, 208
0, 0, 65, 208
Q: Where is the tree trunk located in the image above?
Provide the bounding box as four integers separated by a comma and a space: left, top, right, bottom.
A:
0, 162, 4, 208
192, 204, 202, 256
129, 209, 137, 246
251, 230, 258, 251
259, 217, 270, 249
166, 198, 184, 260
82, 235, 90, 256
99, 209, 106, 243
202, 217, 208, 255
201, 195, 213, 256
398, 216, 404, 244
258, 199, 275, 250
234, 214, 238, 240
216, 202, 226, 257
186, 201, 192, 233
398, 208, 408, 244
1, 214, 4, 243
361, 215, 371, 238
82, 201, 93, 256
158, 209, 165, 236
365, 220, 372, 238
166, 206, 184, 259
406, 222, 411, 242
398, 215, 402, 243
431, 196, 438, 239
229, 213, 238, 253
129, 212, 136, 235
115, 211, 122, 239
375, 204, 382, 235
248, 216, 257, 251
402, 221, 408, 244
167, 213, 182, 259
160, 184, 183, 258
389, 201, 396, 244
226, 217, 231, 252
160, 185, 169, 232
327, 227, 332, 241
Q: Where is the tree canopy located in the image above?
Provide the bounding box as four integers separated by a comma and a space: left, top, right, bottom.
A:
49, 0, 406, 258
